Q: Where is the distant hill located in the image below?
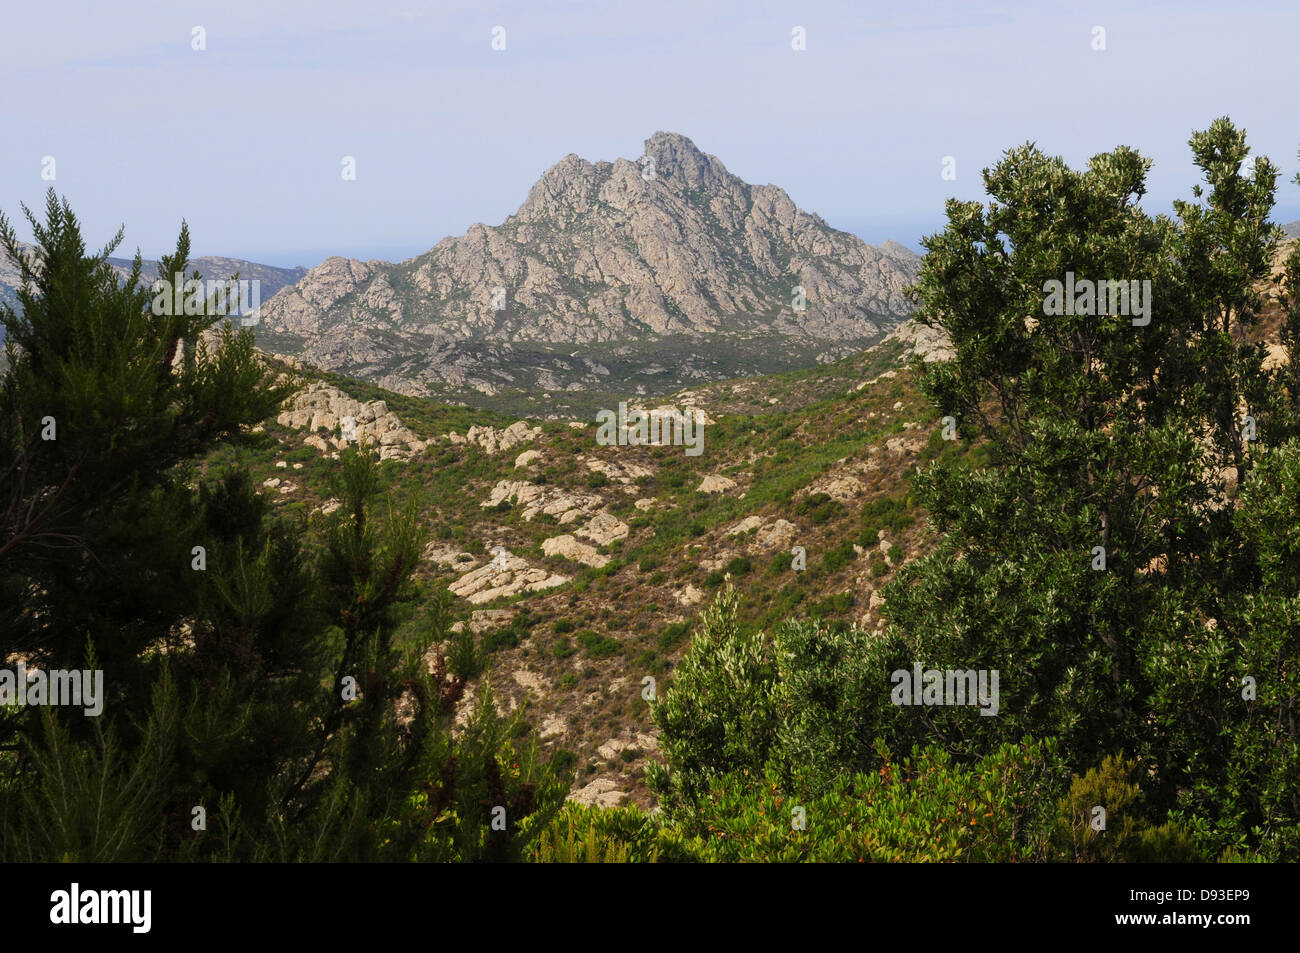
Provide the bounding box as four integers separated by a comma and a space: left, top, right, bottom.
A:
1284, 221, 1300, 238
0, 243, 306, 323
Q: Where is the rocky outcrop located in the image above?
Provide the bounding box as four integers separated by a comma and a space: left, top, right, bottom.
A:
453, 421, 542, 455
697, 474, 737, 494
884, 318, 956, 363
675, 584, 705, 606
448, 550, 569, 604
725, 515, 799, 552
574, 512, 629, 547
567, 778, 627, 808
582, 456, 653, 485
275, 382, 426, 459
480, 480, 604, 523
542, 534, 610, 568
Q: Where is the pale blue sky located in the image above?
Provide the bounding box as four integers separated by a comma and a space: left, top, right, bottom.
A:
3, 0, 1298, 267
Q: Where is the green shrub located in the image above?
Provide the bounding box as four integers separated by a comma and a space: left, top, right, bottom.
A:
658, 621, 690, 652
548, 749, 577, 780
724, 555, 752, 576
481, 626, 521, 653
769, 551, 794, 575
795, 492, 839, 526
1051, 755, 1203, 862
674, 740, 1070, 862
821, 541, 856, 574
577, 630, 620, 659
447, 627, 485, 680
528, 804, 681, 863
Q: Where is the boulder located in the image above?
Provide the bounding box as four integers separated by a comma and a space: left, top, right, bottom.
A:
697, 474, 737, 494
576, 512, 629, 546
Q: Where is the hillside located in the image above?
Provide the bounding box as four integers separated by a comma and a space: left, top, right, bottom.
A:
204, 318, 956, 808
253, 132, 922, 409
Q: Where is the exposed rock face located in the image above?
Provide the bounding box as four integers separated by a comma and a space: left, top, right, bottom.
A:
457, 421, 541, 455
256, 132, 922, 398
756, 518, 799, 551
424, 543, 478, 569
884, 317, 956, 363
725, 515, 766, 536
575, 512, 629, 547
275, 382, 426, 459
675, 584, 705, 606
582, 456, 653, 484
448, 550, 569, 604
542, 534, 609, 568
802, 475, 867, 502
567, 778, 626, 808
725, 515, 799, 552
697, 474, 737, 494
480, 480, 603, 523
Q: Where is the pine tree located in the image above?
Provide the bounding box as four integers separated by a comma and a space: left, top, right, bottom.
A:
0, 194, 565, 861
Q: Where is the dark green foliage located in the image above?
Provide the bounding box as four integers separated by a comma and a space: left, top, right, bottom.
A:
657, 621, 690, 652
794, 492, 839, 525
724, 555, 752, 576
820, 540, 857, 573
643, 590, 1199, 862
0, 198, 566, 861
576, 630, 620, 659
878, 118, 1298, 859
481, 626, 521, 653
446, 605, 486, 681
858, 494, 913, 539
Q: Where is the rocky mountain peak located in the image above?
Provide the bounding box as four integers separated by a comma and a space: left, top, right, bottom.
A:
514, 153, 602, 222
640, 131, 729, 191
255, 133, 924, 405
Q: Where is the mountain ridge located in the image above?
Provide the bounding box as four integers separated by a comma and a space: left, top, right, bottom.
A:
253, 132, 924, 406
